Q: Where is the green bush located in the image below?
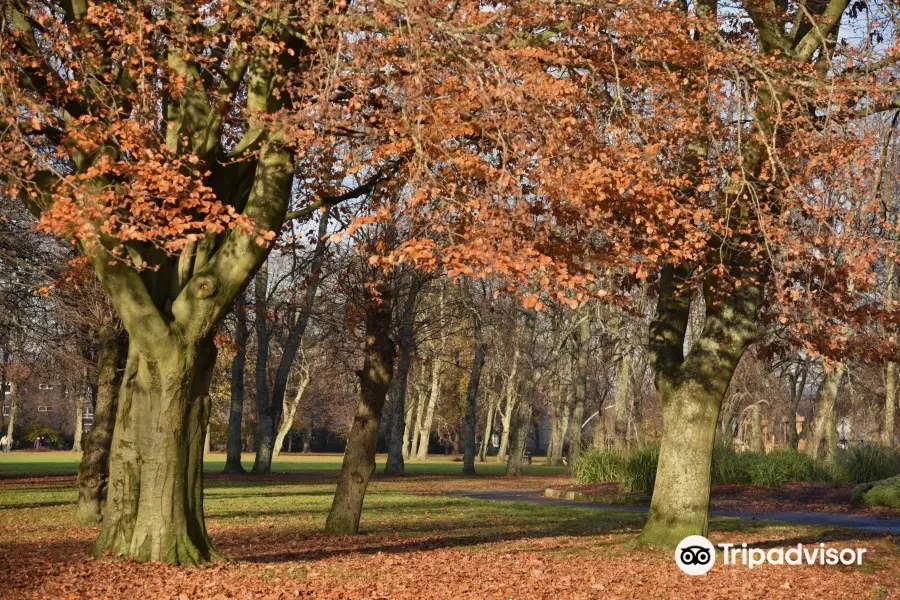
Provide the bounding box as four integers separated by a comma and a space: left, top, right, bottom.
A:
711, 444, 752, 484
620, 444, 659, 493
745, 453, 790, 486
839, 443, 900, 484
851, 475, 900, 509
767, 448, 830, 483
24, 426, 63, 448
573, 449, 625, 484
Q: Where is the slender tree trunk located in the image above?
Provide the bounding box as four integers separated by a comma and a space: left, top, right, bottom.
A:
549, 402, 569, 467
325, 284, 394, 535
612, 348, 632, 447
4, 381, 17, 451
303, 419, 313, 452
410, 383, 428, 458
274, 365, 310, 458
401, 392, 416, 460
479, 385, 497, 462
885, 261, 897, 446
497, 335, 521, 462
73, 392, 85, 453
76, 329, 125, 524
93, 335, 221, 564
886, 362, 897, 446
505, 378, 534, 476
567, 315, 590, 470
749, 403, 765, 453
251, 260, 277, 474
385, 281, 421, 475
253, 211, 330, 473
806, 364, 844, 461
787, 358, 808, 451
462, 312, 485, 475
415, 356, 441, 461
224, 295, 249, 473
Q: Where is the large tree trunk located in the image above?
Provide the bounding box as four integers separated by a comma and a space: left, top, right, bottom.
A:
462, 312, 486, 475
224, 296, 249, 473
639, 264, 764, 547
567, 315, 590, 469
75, 328, 125, 524
325, 284, 394, 535
806, 364, 844, 461
93, 336, 221, 564
548, 400, 570, 467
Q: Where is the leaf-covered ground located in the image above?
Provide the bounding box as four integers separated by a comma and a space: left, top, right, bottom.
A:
548, 482, 900, 517
1, 452, 898, 599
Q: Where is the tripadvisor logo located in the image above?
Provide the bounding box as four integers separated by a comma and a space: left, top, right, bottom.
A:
676, 536, 868, 575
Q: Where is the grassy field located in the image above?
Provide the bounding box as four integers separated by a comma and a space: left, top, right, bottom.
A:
0, 450, 567, 478
1, 452, 898, 599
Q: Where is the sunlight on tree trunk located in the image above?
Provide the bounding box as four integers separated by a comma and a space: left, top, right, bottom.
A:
326, 284, 394, 535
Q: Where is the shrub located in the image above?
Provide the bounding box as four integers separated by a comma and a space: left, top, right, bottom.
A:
767, 448, 830, 483
620, 444, 659, 493
839, 443, 900, 484
573, 448, 625, 484
24, 426, 63, 448
745, 453, 790, 487
711, 444, 751, 484
851, 475, 900, 509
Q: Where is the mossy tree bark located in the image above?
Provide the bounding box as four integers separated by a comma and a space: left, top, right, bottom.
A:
76, 327, 126, 524
86, 134, 296, 564
639, 263, 764, 547
325, 283, 394, 534
462, 310, 486, 475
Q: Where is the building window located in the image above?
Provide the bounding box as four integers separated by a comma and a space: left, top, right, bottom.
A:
84, 404, 94, 417
2, 405, 8, 416
38, 383, 54, 391
37, 405, 53, 412
2, 382, 10, 395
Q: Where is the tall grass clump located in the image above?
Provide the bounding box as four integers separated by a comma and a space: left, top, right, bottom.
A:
620, 444, 659, 493
573, 449, 625, 484
839, 443, 900, 484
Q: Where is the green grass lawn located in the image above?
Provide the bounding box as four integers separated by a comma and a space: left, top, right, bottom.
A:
0, 450, 568, 478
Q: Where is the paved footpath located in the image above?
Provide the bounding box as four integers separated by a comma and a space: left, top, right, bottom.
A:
449, 489, 900, 534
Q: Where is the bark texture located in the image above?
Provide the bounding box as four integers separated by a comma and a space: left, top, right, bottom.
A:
639, 263, 764, 547
325, 284, 394, 535
75, 328, 126, 525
